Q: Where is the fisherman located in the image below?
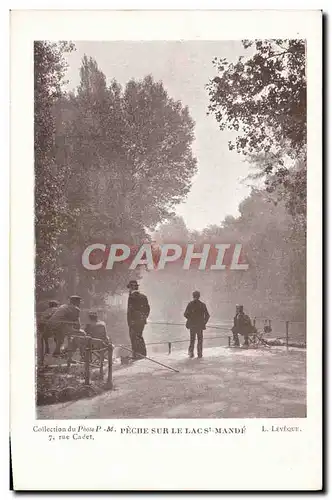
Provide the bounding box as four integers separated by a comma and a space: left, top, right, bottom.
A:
184, 291, 210, 359
127, 280, 150, 360
85, 311, 108, 341
83, 311, 109, 363
231, 304, 253, 348
231, 305, 241, 347
37, 300, 60, 354
48, 295, 82, 356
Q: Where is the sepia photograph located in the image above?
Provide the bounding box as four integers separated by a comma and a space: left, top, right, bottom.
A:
9, 9, 322, 491
34, 39, 307, 420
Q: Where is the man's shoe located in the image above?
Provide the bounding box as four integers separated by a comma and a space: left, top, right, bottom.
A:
197, 355, 203, 359
188, 353, 194, 358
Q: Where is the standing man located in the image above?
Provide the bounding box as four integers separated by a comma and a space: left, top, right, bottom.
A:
127, 280, 150, 360
49, 295, 82, 356
184, 291, 210, 359
231, 304, 253, 348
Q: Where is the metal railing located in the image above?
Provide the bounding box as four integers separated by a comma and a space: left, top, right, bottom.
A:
144, 320, 306, 353
37, 328, 114, 388
36, 317, 306, 392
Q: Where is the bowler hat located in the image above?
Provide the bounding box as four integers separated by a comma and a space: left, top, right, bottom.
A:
127, 280, 139, 289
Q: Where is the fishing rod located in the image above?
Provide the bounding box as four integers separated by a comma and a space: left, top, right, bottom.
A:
114, 344, 180, 373
148, 321, 231, 330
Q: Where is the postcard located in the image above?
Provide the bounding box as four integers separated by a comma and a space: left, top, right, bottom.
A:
10, 9, 322, 491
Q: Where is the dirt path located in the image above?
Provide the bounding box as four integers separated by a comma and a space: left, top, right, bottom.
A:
37, 346, 306, 419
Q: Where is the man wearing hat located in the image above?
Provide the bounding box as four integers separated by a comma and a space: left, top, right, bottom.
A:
37, 300, 60, 354
231, 304, 253, 348
127, 280, 150, 360
49, 295, 82, 356
184, 291, 210, 359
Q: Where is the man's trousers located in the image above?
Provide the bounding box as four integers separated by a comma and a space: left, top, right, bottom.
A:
129, 323, 147, 358
188, 329, 203, 357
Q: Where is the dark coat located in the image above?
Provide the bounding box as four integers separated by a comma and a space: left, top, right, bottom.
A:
127, 291, 150, 326
48, 304, 81, 329
37, 306, 58, 324
184, 299, 210, 330
37, 307, 59, 340
232, 312, 253, 335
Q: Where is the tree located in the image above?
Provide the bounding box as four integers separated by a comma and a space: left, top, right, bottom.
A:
194, 188, 305, 320
207, 39, 306, 158
154, 215, 189, 243
206, 40, 306, 218
34, 41, 75, 298
54, 57, 197, 305
119, 74, 197, 228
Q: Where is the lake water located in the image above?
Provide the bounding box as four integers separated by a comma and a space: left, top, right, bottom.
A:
143, 321, 233, 355
142, 317, 306, 356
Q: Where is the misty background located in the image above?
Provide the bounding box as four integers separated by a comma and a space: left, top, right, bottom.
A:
35, 40, 306, 346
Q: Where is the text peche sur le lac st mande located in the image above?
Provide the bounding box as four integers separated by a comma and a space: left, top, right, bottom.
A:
33, 423, 302, 442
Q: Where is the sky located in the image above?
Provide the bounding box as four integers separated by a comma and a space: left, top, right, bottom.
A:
64, 41, 252, 231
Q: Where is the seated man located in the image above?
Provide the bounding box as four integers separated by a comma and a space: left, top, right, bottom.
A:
37, 300, 59, 354
48, 295, 82, 356
85, 311, 109, 344
84, 311, 109, 362
231, 305, 254, 348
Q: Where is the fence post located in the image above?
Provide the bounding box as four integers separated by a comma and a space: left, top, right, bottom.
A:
168, 342, 172, 355
66, 335, 72, 371
286, 321, 289, 351
99, 345, 104, 381
37, 332, 44, 368
85, 337, 91, 385
253, 317, 256, 328
106, 344, 113, 389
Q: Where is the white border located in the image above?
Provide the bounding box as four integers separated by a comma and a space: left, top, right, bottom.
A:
10, 9, 322, 491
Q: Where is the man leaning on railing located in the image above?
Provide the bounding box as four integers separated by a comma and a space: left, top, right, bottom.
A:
84, 311, 109, 345
83, 310, 110, 363
48, 295, 82, 356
